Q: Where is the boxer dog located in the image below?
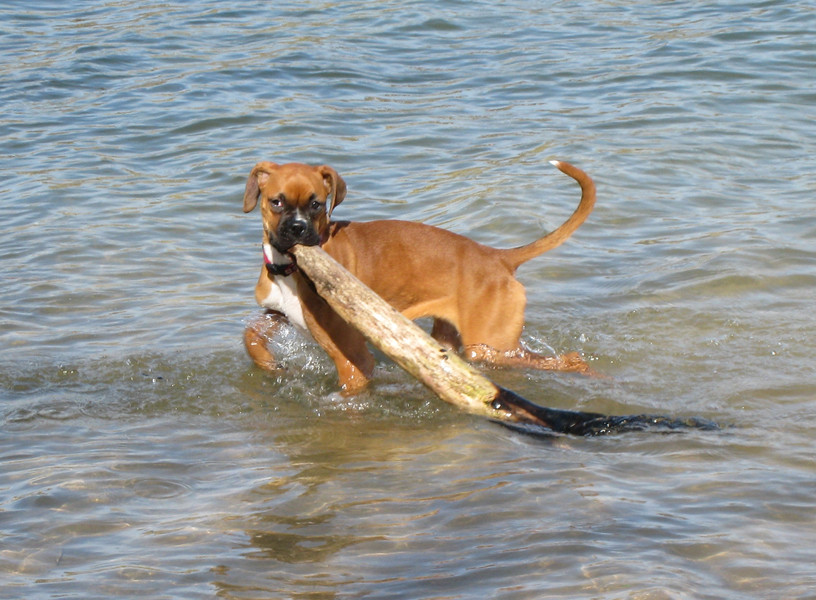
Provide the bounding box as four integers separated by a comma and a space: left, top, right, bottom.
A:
242, 160, 596, 394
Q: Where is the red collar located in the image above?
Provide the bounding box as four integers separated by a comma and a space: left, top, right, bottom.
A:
263, 244, 297, 277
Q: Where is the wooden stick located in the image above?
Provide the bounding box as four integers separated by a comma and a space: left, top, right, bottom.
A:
290, 244, 718, 436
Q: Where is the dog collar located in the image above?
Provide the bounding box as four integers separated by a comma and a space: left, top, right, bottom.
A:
263, 244, 298, 277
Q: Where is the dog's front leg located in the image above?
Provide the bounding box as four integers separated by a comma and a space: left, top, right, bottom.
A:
299, 288, 376, 395
244, 310, 288, 372
309, 317, 376, 395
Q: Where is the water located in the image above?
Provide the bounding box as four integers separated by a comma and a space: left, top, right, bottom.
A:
1, 1, 815, 598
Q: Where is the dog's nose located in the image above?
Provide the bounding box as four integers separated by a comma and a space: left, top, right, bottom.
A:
288, 220, 308, 237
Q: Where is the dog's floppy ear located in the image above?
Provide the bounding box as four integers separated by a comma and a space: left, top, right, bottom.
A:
317, 165, 346, 216
243, 162, 278, 213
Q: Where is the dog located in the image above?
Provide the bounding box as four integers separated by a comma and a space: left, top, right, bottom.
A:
242, 160, 596, 394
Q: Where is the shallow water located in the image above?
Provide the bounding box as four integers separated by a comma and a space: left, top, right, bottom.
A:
2, 1, 815, 598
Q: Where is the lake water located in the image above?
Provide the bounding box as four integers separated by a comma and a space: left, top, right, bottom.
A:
2, 1, 815, 598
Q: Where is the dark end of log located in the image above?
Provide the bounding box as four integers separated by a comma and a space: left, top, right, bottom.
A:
491, 387, 720, 437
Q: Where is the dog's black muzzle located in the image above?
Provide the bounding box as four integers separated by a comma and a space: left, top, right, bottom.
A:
273, 217, 321, 252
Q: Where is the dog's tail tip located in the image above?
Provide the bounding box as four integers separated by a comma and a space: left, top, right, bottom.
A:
549, 159, 561, 168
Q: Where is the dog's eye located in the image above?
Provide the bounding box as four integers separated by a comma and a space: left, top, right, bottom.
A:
310, 200, 323, 212
268, 197, 283, 210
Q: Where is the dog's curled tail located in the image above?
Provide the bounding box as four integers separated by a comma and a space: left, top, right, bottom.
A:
502, 160, 596, 270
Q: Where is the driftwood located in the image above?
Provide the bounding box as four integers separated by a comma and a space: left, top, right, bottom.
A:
290, 244, 717, 436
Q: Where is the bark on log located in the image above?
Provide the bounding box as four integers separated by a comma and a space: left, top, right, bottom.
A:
290, 244, 718, 436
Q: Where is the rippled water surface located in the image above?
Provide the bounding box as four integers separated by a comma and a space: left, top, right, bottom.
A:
2, 1, 815, 598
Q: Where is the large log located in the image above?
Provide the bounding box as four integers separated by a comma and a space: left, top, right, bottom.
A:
290, 244, 717, 436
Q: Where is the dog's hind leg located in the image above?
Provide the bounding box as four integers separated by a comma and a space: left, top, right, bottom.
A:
456, 282, 595, 375
463, 344, 594, 375
430, 319, 462, 351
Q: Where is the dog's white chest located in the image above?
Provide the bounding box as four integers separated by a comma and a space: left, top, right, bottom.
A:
258, 243, 311, 334
260, 275, 309, 332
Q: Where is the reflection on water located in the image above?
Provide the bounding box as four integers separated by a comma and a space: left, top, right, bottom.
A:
2, 0, 816, 598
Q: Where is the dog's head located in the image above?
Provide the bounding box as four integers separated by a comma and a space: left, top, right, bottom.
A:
243, 162, 346, 252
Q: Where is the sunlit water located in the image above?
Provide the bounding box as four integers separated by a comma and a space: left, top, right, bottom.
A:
2, 1, 815, 598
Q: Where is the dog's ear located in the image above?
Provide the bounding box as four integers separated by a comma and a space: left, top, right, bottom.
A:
243, 162, 278, 213
317, 165, 346, 216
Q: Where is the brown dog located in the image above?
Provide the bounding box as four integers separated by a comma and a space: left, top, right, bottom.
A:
243, 160, 596, 394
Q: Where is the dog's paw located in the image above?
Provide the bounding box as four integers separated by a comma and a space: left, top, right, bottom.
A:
557, 352, 608, 378
558, 352, 592, 372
